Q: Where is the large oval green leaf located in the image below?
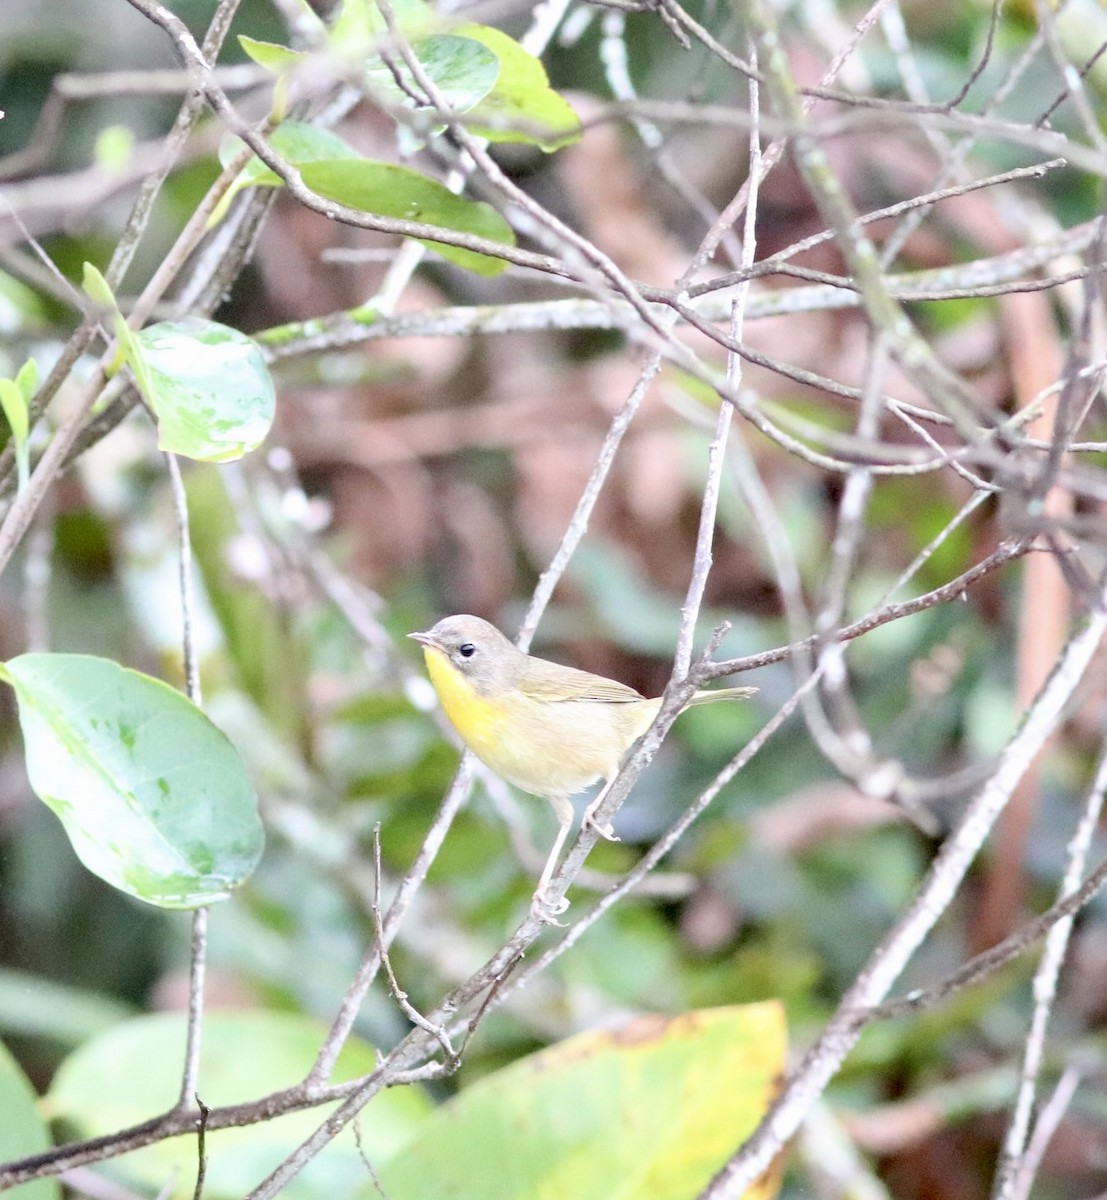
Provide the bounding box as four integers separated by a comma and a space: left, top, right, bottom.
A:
374, 1003, 785, 1200
1, 654, 264, 908
47, 1011, 429, 1200
130, 319, 276, 463
0, 1041, 59, 1200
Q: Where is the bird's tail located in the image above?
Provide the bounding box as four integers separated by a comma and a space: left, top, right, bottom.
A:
687, 685, 758, 705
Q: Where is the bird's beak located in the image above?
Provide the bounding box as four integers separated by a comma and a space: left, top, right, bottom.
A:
407, 630, 439, 650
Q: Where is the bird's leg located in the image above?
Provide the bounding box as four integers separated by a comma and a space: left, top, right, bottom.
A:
531, 794, 573, 925
581, 779, 620, 843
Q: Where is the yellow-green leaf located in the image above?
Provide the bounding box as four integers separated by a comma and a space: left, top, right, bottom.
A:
375, 1003, 785, 1200
80, 261, 116, 310
238, 34, 306, 71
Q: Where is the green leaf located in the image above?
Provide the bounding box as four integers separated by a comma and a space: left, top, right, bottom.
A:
457, 25, 581, 150
210, 122, 363, 226
15, 356, 37, 401
364, 34, 500, 116
216, 121, 512, 275
302, 157, 513, 275
129, 318, 275, 462
80, 261, 116, 310
47, 1011, 429, 1200
0, 968, 133, 1047
238, 35, 306, 71
0, 378, 28, 444
0, 1041, 59, 1200
238, 37, 303, 116
330, 0, 382, 44
0, 654, 264, 909
219, 121, 361, 186
375, 1003, 786, 1200
80, 260, 138, 376
331, 0, 434, 49
0, 377, 30, 492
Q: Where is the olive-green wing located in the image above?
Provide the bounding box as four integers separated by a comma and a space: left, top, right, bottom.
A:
520, 657, 647, 704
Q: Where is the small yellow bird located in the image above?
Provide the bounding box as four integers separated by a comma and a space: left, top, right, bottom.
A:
409, 614, 757, 921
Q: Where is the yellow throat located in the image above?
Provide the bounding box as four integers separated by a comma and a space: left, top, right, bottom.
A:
421, 645, 506, 760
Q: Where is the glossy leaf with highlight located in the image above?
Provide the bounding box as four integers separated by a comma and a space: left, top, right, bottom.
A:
1, 654, 264, 908
131, 319, 275, 462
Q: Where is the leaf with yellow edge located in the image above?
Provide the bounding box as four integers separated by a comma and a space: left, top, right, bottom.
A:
457, 24, 581, 150
374, 1002, 786, 1200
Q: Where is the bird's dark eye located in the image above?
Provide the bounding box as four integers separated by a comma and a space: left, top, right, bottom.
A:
458, 643, 477, 659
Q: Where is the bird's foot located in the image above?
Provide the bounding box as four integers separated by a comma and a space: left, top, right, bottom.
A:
531, 890, 570, 926
581, 810, 620, 842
